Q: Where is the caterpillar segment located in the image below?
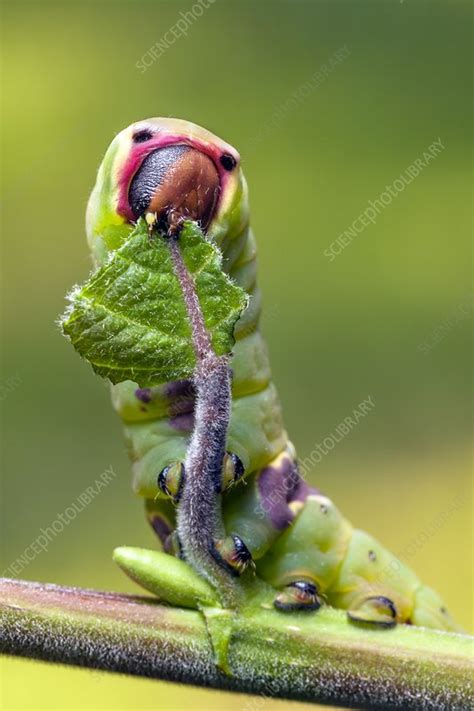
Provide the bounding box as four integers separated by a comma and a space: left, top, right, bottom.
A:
255, 492, 460, 631
86, 117, 459, 632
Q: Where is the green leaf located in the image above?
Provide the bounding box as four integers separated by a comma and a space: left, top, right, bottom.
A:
61, 220, 248, 386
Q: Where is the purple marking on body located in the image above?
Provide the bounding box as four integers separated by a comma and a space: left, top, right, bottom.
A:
258, 456, 299, 530
150, 515, 172, 545
164, 379, 194, 399
165, 379, 196, 416
290, 479, 321, 505
169, 401, 194, 417
135, 387, 152, 403
169, 412, 195, 432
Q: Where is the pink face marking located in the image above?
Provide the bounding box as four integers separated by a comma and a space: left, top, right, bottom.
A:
116, 130, 239, 224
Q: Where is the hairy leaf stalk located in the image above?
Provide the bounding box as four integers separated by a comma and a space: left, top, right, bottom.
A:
168, 235, 242, 608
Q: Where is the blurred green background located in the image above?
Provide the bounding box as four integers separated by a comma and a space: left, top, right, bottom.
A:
1, 0, 472, 709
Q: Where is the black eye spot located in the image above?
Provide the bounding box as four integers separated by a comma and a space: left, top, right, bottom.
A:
133, 129, 153, 143
368, 550, 377, 562
220, 153, 237, 171
440, 606, 447, 614
320, 503, 328, 514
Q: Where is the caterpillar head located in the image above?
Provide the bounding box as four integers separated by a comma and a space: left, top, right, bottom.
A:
86, 117, 249, 264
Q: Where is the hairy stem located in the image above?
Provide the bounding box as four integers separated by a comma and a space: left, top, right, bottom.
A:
168, 236, 240, 607
1, 578, 472, 710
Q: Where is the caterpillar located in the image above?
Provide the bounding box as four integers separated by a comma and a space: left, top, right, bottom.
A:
84, 117, 458, 632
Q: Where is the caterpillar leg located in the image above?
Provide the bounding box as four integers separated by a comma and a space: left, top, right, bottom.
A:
157, 462, 185, 502
155, 451, 244, 505
274, 581, 323, 612
221, 452, 246, 491
146, 495, 255, 577
212, 534, 254, 576
347, 595, 398, 628
221, 445, 319, 584
151, 443, 300, 578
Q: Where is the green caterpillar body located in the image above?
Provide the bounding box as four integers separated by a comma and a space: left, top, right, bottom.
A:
86, 117, 458, 631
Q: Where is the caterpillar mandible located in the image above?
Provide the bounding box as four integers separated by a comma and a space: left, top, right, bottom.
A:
85, 117, 459, 632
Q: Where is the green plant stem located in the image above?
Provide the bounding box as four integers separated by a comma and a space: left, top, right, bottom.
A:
1, 578, 472, 710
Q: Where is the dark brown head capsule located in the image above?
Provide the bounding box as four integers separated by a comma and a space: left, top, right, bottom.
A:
129, 145, 220, 234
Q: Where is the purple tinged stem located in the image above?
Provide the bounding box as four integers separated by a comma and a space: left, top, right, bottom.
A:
1, 578, 472, 709
168, 234, 241, 607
